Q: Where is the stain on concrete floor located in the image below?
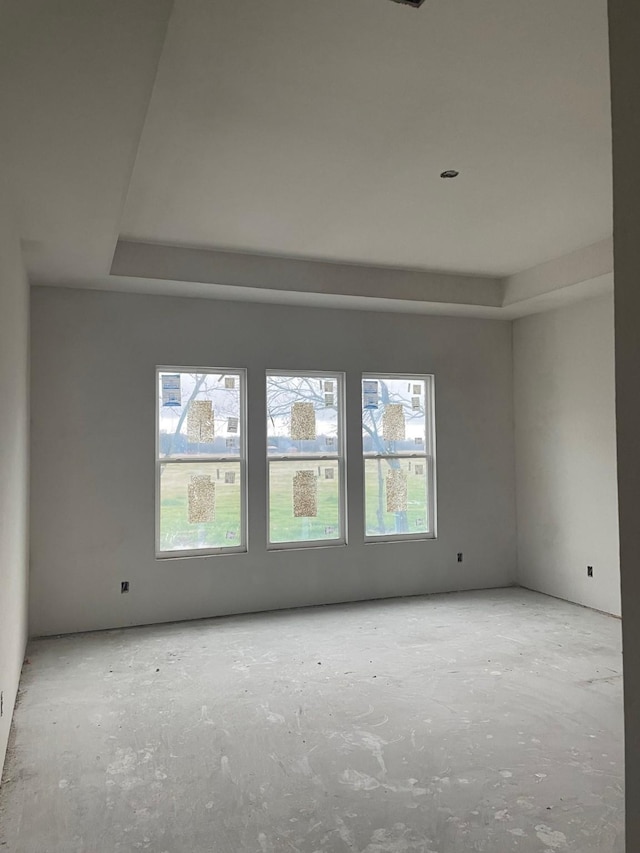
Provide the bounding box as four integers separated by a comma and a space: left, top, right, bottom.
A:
0, 589, 624, 852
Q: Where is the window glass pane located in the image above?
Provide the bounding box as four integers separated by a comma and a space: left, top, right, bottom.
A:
159, 461, 242, 551
159, 371, 242, 458
268, 460, 341, 544
267, 374, 340, 456
364, 457, 429, 537
362, 377, 426, 454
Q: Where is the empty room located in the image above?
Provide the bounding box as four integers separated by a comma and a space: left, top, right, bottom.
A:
2, 0, 639, 851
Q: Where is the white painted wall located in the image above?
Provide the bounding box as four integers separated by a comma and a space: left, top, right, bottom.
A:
0, 200, 29, 780
513, 295, 620, 615
29, 286, 517, 637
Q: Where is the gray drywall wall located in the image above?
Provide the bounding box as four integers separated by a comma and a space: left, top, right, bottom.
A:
513, 295, 620, 616
29, 286, 517, 637
609, 0, 640, 847
0, 200, 29, 780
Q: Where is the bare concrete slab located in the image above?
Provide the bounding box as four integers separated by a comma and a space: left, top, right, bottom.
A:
0, 589, 624, 852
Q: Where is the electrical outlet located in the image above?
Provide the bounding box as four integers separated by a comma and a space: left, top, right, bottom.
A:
121, 581, 130, 593
457, 552, 463, 563
587, 566, 594, 578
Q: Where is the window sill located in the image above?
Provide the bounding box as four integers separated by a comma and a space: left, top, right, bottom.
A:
155, 546, 247, 561
364, 534, 436, 544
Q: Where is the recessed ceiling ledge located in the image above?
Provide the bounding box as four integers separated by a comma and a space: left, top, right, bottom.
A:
111, 240, 504, 308
503, 237, 613, 307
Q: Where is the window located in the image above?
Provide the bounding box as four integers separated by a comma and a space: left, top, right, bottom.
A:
266, 372, 345, 548
156, 368, 246, 557
362, 374, 436, 540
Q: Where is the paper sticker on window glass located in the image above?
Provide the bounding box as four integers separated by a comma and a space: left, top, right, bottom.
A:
293, 470, 318, 517
291, 402, 317, 440
187, 400, 214, 444
188, 474, 215, 523
382, 404, 406, 441
162, 374, 181, 407
386, 468, 408, 513
363, 379, 379, 409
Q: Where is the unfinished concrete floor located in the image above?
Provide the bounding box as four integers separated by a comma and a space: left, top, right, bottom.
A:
0, 589, 624, 852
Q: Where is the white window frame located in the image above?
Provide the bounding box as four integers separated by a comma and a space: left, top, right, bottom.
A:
155, 366, 247, 559
362, 372, 437, 543
266, 369, 347, 551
